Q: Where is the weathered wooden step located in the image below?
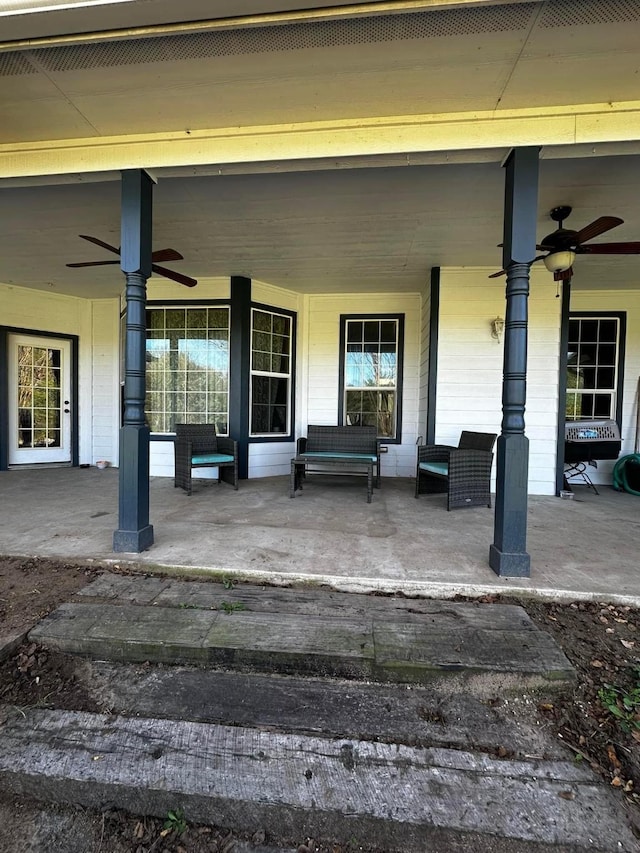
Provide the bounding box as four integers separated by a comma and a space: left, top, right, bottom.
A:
29, 598, 575, 689
88, 662, 568, 759
0, 708, 634, 852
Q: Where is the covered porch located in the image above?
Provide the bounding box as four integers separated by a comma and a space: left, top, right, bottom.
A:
1, 466, 638, 602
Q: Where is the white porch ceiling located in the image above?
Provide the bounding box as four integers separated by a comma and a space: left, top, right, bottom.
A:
1, 0, 640, 298
2, 151, 639, 298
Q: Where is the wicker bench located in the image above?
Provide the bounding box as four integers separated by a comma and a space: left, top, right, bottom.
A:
290, 425, 381, 503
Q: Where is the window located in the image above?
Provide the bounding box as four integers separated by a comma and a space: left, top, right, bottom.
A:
566, 314, 624, 422
145, 306, 230, 434
250, 308, 294, 436
339, 315, 404, 440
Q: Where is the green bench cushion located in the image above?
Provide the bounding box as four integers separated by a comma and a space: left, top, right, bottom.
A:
303, 452, 377, 462
419, 461, 449, 476
191, 453, 235, 465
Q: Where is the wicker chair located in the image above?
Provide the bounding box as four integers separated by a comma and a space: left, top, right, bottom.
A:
415, 431, 497, 510
174, 424, 238, 495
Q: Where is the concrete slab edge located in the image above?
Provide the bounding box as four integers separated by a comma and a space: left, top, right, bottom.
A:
98, 559, 640, 608
7, 551, 640, 607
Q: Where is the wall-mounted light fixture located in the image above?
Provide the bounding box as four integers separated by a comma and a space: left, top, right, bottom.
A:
490, 316, 504, 342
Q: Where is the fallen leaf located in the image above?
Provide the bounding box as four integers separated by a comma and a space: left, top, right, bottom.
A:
632, 730, 640, 743
539, 703, 554, 712
590, 659, 604, 668
607, 744, 622, 772
558, 790, 575, 800
133, 821, 145, 840
621, 639, 635, 649
625, 780, 635, 792
611, 776, 623, 787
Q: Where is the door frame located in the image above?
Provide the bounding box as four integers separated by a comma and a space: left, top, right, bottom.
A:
0, 326, 79, 471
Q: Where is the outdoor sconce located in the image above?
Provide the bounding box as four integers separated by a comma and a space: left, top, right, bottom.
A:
490, 316, 504, 342
543, 250, 576, 274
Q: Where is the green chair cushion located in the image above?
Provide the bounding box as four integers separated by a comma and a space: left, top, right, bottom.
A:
419, 461, 449, 476
191, 453, 235, 465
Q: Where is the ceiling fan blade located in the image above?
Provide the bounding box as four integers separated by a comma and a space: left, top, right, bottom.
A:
573, 216, 623, 246
79, 234, 120, 255
151, 248, 183, 262
66, 260, 120, 267
577, 241, 640, 254
151, 264, 197, 288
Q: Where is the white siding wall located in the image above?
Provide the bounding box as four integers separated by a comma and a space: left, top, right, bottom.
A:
302, 292, 422, 478
570, 288, 640, 484
436, 268, 561, 495
91, 299, 120, 466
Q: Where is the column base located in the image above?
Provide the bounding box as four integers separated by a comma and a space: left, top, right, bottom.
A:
113, 525, 154, 553
489, 544, 531, 578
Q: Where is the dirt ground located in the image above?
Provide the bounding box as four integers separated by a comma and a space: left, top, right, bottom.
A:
1, 554, 640, 851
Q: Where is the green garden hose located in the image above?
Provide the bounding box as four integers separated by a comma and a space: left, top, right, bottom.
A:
613, 454, 640, 496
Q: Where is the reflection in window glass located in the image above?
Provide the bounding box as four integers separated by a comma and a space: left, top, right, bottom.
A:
145, 306, 230, 434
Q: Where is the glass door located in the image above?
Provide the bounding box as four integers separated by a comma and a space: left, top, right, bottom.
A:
8, 334, 72, 464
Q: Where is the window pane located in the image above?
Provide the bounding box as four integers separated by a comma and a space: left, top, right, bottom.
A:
599, 319, 617, 341
580, 320, 598, 342
363, 321, 379, 342
347, 322, 362, 343
594, 394, 613, 418
253, 310, 271, 332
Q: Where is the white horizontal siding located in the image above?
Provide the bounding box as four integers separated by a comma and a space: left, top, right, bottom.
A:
249, 441, 297, 478
436, 267, 561, 495
91, 299, 120, 467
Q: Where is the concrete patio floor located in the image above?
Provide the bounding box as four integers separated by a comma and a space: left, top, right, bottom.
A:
1, 466, 639, 603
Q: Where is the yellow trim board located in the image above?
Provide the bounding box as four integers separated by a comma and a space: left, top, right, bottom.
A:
2, 101, 640, 178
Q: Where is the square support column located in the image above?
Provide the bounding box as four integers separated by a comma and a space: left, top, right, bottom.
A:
113, 169, 154, 553
489, 147, 539, 578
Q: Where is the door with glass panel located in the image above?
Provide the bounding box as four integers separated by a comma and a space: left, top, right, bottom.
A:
8, 334, 72, 464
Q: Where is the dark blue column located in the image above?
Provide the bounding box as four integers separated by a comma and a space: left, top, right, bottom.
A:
229, 276, 251, 479
113, 169, 154, 553
489, 147, 539, 578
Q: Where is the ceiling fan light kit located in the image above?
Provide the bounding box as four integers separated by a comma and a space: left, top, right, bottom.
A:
543, 250, 576, 273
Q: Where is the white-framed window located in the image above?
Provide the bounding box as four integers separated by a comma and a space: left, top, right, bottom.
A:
250, 307, 293, 437
339, 315, 404, 441
145, 305, 230, 434
566, 314, 623, 421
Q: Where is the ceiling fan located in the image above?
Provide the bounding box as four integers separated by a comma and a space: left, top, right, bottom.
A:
66, 234, 197, 287
489, 205, 640, 281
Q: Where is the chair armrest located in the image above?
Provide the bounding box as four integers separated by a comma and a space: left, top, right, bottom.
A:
297, 437, 307, 454
417, 444, 455, 464
216, 436, 238, 457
